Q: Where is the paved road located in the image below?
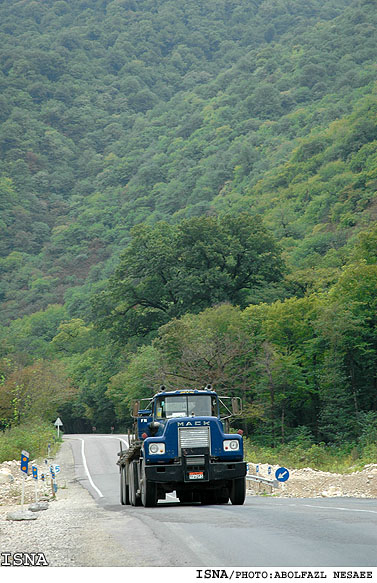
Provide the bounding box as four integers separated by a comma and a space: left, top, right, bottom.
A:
65, 434, 377, 567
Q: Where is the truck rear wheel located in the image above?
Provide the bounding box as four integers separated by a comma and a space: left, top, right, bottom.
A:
230, 477, 246, 505
129, 461, 141, 506
120, 465, 129, 505
201, 490, 217, 505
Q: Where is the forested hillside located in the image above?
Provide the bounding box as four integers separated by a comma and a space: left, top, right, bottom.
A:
1, 0, 377, 459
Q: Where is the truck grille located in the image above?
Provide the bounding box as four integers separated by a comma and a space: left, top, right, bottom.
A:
179, 426, 210, 451
185, 455, 205, 466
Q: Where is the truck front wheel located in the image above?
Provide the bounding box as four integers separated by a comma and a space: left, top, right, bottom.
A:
141, 464, 158, 507
230, 477, 246, 505
216, 488, 230, 504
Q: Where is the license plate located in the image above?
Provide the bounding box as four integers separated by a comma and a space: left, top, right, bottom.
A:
189, 471, 204, 480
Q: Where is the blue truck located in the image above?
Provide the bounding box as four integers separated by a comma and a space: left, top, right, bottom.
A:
118, 385, 246, 507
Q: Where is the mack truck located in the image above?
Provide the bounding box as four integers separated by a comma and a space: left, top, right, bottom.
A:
117, 385, 246, 507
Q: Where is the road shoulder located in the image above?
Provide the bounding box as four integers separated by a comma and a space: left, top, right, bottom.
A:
0, 441, 142, 567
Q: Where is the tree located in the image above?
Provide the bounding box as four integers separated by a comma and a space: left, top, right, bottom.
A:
107, 344, 163, 423
243, 297, 320, 444
254, 341, 308, 446
106, 304, 263, 431
93, 213, 284, 343
65, 345, 120, 433
50, 318, 99, 355
155, 304, 251, 389
353, 224, 377, 264
0, 359, 75, 428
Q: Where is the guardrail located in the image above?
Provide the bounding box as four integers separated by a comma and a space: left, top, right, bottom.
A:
246, 474, 279, 488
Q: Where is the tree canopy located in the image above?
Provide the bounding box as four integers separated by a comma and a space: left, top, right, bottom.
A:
93, 213, 284, 342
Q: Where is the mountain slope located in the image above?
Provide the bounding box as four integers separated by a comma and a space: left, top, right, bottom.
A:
1, 0, 377, 325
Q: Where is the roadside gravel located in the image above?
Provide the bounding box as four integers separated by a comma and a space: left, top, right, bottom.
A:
0, 442, 138, 567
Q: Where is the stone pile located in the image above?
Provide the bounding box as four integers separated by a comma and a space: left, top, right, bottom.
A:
246, 462, 377, 498
0, 459, 54, 507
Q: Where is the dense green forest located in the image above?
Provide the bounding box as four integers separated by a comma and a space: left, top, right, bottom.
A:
1, 0, 377, 461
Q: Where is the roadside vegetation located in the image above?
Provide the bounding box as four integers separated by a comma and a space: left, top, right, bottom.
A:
244, 441, 377, 474
0, 420, 60, 464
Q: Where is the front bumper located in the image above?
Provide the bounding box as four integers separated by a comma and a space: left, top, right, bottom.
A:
145, 459, 246, 484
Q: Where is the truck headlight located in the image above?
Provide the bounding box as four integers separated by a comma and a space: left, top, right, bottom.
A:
223, 439, 240, 451
149, 443, 165, 455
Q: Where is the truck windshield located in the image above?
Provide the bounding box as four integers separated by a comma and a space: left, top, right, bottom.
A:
155, 395, 216, 419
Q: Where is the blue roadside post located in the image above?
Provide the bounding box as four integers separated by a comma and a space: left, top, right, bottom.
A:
20, 450, 29, 510
32, 466, 38, 503
50, 466, 57, 498
53, 464, 60, 492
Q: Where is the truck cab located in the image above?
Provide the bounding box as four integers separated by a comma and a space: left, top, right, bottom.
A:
118, 386, 246, 507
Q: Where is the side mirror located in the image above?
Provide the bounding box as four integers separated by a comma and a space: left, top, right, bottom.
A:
149, 421, 161, 436
231, 397, 242, 415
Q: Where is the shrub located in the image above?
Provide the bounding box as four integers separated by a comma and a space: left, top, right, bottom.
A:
244, 439, 361, 473
0, 419, 59, 463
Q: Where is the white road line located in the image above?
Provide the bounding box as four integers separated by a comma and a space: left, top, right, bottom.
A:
303, 503, 377, 515
79, 438, 104, 498
66, 435, 129, 500
90, 435, 129, 448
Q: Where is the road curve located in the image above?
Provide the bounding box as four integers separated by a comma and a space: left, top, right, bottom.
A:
64, 434, 377, 568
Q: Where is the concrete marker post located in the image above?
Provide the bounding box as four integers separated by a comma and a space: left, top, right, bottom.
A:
21, 474, 25, 510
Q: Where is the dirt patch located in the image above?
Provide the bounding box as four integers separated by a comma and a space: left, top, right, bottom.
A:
247, 463, 377, 498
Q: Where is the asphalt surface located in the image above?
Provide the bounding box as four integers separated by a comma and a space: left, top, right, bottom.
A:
65, 434, 377, 568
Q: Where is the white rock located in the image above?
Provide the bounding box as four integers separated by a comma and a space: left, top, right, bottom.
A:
6, 510, 38, 521
28, 501, 49, 512
0, 470, 14, 484
321, 486, 342, 497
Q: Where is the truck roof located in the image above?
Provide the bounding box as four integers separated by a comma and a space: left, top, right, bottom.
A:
155, 389, 216, 398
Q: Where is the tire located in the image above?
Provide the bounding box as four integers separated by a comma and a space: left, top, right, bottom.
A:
120, 465, 129, 505
177, 490, 193, 504
216, 487, 229, 504
129, 461, 141, 506
200, 490, 216, 505
230, 477, 246, 505
140, 463, 158, 507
